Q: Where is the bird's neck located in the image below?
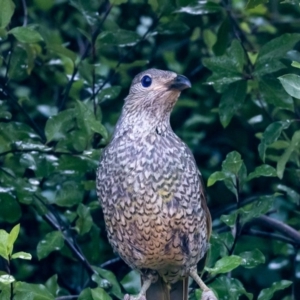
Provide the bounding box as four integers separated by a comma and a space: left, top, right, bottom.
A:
114, 101, 173, 137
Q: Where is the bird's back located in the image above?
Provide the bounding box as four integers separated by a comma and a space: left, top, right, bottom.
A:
97, 128, 209, 283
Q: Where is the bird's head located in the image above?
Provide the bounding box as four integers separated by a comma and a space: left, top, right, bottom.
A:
120, 68, 191, 132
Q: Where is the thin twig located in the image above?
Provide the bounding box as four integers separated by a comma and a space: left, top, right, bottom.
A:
100, 257, 121, 268
34, 196, 95, 276
21, 0, 28, 26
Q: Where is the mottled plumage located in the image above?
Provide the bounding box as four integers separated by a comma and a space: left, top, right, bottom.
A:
96, 69, 217, 300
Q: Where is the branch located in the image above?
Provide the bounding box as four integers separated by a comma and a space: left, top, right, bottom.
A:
34, 196, 95, 276
21, 0, 28, 26
252, 215, 300, 245
242, 228, 299, 246
100, 257, 121, 269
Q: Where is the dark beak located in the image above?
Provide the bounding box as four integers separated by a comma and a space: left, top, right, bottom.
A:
169, 74, 191, 91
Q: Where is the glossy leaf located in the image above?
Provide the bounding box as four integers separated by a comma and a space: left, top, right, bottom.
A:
121, 270, 141, 295
222, 151, 243, 175
0, 192, 21, 223
37, 231, 64, 260
11, 251, 32, 260
278, 74, 300, 99
255, 33, 300, 72
97, 30, 140, 47
205, 255, 242, 275
259, 77, 294, 111
239, 249, 265, 268
0, 229, 9, 260
9, 27, 43, 43
257, 280, 292, 300
0, 274, 15, 284
276, 184, 300, 204
91, 287, 112, 300
219, 80, 247, 127
207, 171, 227, 187
210, 276, 253, 300
7, 223, 20, 255
93, 267, 123, 299
247, 164, 277, 181
16, 282, 55, 300
175, 2, 221, 14
203, 39, 245, 92
45, 275, 59, 297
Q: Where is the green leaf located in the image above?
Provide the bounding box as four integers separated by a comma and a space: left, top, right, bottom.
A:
291, 61, 300, 68
93, 267, 123, 299
205, 255, 242, 275
209, 276, 253, 300
0, 192, 21, 223
0, 274, 15, 284
7, 223, 20, 256
207, 171, 227, 187
47, 44, 77, 62
9, 27, 43, 43
278, 74, 300, 99
239, 248, 265, 268
16, 282, 55, 300
0, 0, 15, 28
247, 164, 277, 181
0, 230, 9, 260
75, 204, 93, 235
98, 86, 122, 103
45, 275, 59, 297
259, 77, 294, 111
222, 151, 243, 175
257, 280, 292, 300
277, 130, 300, 179
277, 184, 300, 204
219, 80, 247, 127
11, 251, 32, 260
37, 231, 64, 260
121, 270, 141, 295
78, 288, 93, 300
91, 287, 112, 300
258, 121, 291, 162
240, 194, 276, 224
45, 109, 74, 142
213, 17, 230, 56
220, 213, 237, 227
156, 21, 189, 35
246, 0, 269, 9
97, 30, 140, 47
256, 33, 300, 72
203, 39, 245, 92
55, 181, 84, 207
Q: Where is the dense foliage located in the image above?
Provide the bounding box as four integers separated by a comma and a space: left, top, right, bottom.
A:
0, 0, 300, 299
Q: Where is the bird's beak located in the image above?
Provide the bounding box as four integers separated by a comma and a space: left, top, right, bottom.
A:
169, 74, 191, 91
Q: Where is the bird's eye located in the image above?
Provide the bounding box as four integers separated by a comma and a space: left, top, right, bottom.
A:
141, 75, 152, 88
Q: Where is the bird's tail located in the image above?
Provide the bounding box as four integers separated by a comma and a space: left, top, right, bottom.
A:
146, 276, 189, 300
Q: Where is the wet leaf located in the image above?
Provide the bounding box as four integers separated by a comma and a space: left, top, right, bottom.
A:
37, 231, 64, 260
239, 249, 265, 268
121, 270, 141, 295
0, 0, 15, 28
205, 255, 242, 275
257, 280, 292, 300
11, 251, 32, 260
97, 30, 140, 47
247, 164, 277, 181
278, 74, 300, 99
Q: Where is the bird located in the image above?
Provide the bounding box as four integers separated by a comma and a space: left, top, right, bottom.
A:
96, 68, 217, 300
